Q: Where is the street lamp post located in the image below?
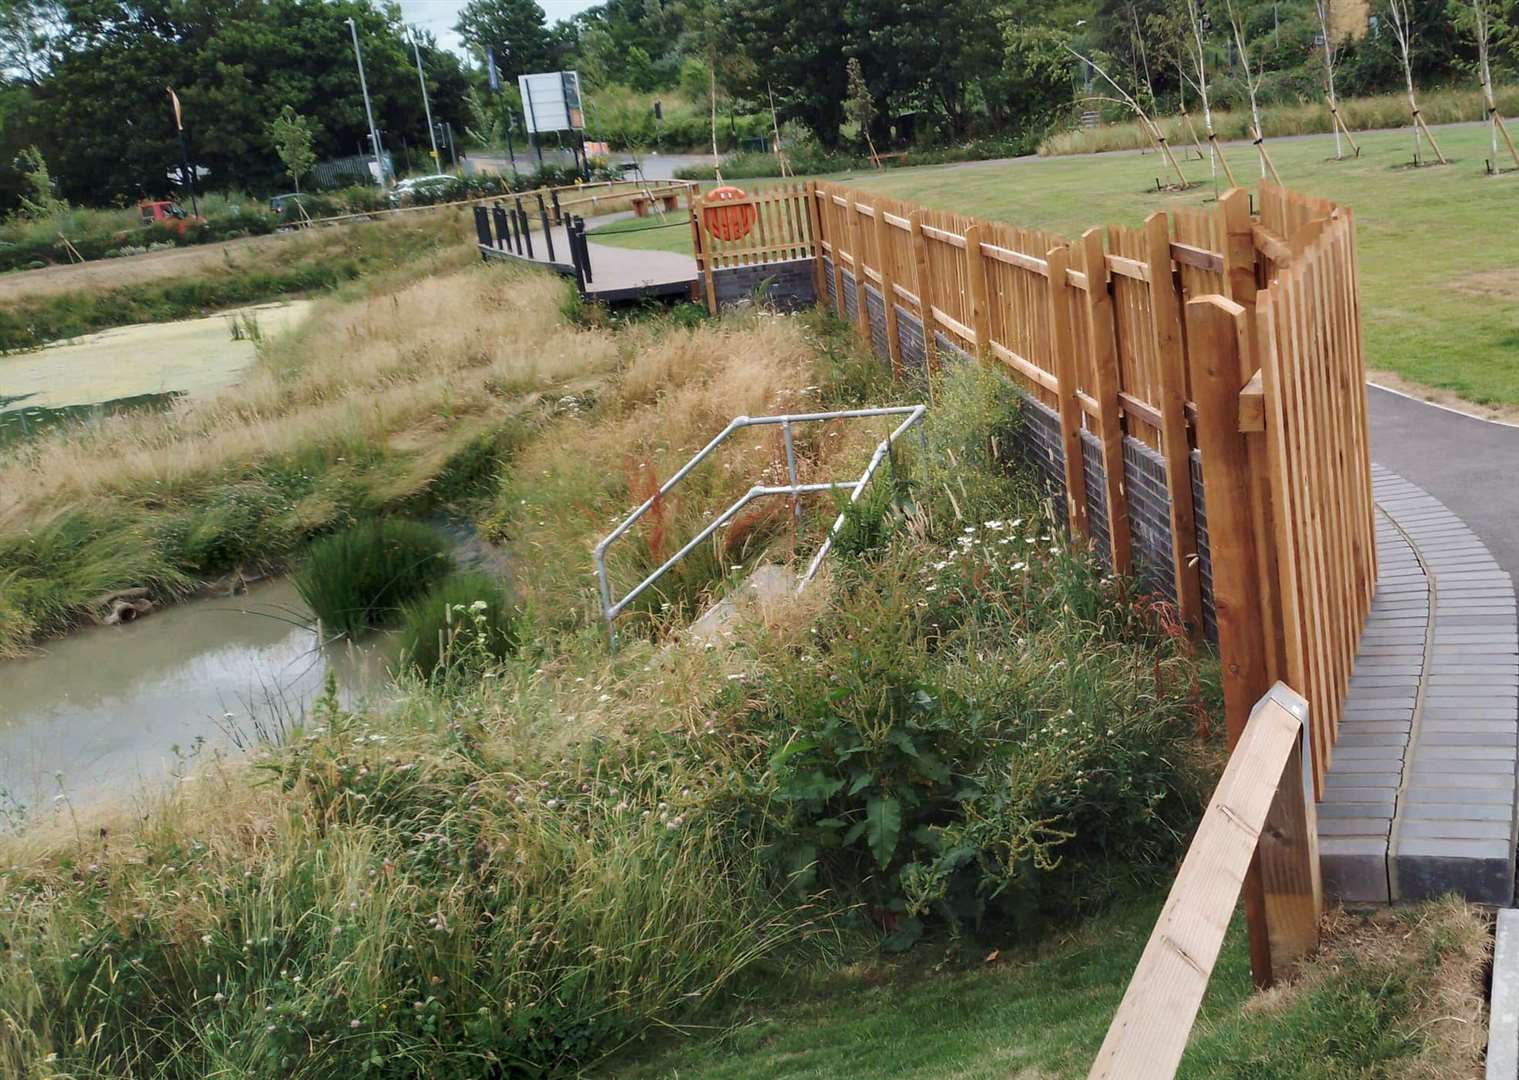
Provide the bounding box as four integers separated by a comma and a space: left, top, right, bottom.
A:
346, 16, 386, 186
410, 29, 441, 172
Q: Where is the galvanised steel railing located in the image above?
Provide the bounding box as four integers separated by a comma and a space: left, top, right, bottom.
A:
594, 405, 927, 645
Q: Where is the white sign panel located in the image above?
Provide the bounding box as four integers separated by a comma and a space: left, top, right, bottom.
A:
518, 71, 584, 134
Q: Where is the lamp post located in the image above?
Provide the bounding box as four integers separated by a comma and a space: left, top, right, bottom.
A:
346, 16, 386, 186
409, 29, 441, 172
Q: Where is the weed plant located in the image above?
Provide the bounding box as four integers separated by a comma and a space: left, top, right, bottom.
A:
398, 571, 520, 678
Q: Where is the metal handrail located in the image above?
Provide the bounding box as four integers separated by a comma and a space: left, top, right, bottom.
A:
594, 405, 927, 645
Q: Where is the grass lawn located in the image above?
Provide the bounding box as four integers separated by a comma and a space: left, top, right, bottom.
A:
609, 892, 1487, 1079
593, 125, 1519, 408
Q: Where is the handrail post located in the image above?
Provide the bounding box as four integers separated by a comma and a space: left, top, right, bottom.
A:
516, 197, 533, 258
782, 419, 801, 526
538, 193, 555, 263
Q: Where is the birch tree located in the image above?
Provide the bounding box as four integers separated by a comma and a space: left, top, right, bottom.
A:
1314, 0, 1360, 159
1386, 0, 1448, 164
1224, 0, 1282, 182
1181, 0, 1237, 187
1064, 44, 1192, 188
1455, 0, 1519, 168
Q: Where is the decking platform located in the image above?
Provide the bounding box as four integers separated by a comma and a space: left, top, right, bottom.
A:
1320, 465, 1519, 905
475, 211, 698, 304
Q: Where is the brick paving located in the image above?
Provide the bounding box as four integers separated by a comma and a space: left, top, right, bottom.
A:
1320, 466, 1519, 905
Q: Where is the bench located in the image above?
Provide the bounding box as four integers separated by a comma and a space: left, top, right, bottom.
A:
630, 191, 682, 217
869, 151, 909, 168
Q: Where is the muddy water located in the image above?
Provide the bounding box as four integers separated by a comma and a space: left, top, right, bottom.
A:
0, 577, 393, 817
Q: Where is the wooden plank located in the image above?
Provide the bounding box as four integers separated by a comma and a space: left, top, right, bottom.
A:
964, 225, 992, 363
991, 341, 1061, 394
806, 182, 825, 299
1186, 293, 1274, 988
1144, 212, 1204, 635
1169, 241, 1225, 274
921, 223, 967, 248
875, 201, 903, 378
1105, 253, 1152, 281
1047, 245, 1090, 535
1079, 228, 1132, 573
909, 210, 939, 377
1089, 685, 1311, 1079
1238, 370, 1266, 432
929, 305, 976, 347
983, 243, 1049, 275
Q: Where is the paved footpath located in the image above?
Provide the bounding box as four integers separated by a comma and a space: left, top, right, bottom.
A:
1318, 388, 1519, 906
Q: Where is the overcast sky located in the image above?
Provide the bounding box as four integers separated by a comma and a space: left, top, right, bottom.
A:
397, 0, 603, 57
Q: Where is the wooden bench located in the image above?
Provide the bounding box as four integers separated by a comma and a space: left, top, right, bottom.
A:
630, 191, 682, 217
869, 151, 909, 168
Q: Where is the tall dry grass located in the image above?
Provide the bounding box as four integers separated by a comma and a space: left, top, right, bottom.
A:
1040, 85, 1519, 157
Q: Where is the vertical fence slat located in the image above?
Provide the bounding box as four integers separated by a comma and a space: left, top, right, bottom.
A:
1047, 245, 1090, 536
1079, 229, 1133, 574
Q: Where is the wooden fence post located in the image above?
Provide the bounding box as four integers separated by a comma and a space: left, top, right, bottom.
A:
690, 188, 717, 315
1047, 245, 1090, 536
963, 224, 991, 363
805, 181, 825, 301
1187, 294, 1319, 987
909, 210, 939, 378
846, 193, 869, 331
1144, 211, 1204, 637
1079, 228, 1132, 574
874, 205, 903, 379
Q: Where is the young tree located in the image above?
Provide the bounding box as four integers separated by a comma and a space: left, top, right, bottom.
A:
1180, 0, 1236, 187
268, 105, 316, 194
1453, 0, 1519, 167
1386, 0, 1448, 164
1224, 0, 1281, 182
1065, 43, 1191, 188
16, 144, 65, 217
844, 57, 880, 166
1314, 0, 1360, 159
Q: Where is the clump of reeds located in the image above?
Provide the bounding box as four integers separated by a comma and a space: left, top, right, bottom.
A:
295, 518, 453, 636
398, 570, 520, 677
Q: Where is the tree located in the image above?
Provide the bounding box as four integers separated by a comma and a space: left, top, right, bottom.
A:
269, 105, 316, 193
1452, 0, 1519, 167
727, 0, 850, 147
1315, 0, 1360, 159
1385, 0, 1447, 164
0, 0, 62, 86
1180, 0, 1236, 187
16, 143, 64, 215
454, 0, 556, 79
1223, 0, 1281, 182
844, 56, 878, 163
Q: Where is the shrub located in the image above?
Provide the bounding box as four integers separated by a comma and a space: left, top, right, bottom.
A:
398, 571, 520, 677
294, 519, 453, 636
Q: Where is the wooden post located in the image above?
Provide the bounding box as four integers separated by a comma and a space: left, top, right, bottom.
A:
909, 210, 939, 378
1078, 228, 1132, 574
874, 205, 903, 379
1089, 683, 1319, 1079
1144, 211, 1204, 637
690, 188, 717, 316
1218, 187, 1258, 331
1047, 245, 1090, 536
963, 224, 991, 362
1186, 294, 1320, 988
805, 181, 825, 302
846, 193, 869, 331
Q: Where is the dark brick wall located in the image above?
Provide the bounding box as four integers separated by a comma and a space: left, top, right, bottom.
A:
712, 258, 817, 312
1081, 431, 1112, 571
842, 269, 859, 319
895, 306, 926, 373
864, 284, 890, 361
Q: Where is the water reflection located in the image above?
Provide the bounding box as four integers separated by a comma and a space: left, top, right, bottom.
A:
0, 577, 393, 818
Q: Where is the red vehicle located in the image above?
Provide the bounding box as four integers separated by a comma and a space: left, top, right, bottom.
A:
137, 199, 203, 234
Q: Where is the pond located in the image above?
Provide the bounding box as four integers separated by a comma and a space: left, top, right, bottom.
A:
0, 577, 392, 823
0, 300, 311, 447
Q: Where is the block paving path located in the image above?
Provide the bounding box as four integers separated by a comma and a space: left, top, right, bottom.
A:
1320, 466, 1519, 905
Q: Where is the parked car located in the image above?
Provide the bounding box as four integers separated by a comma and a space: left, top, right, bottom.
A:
137, 200, 203, 235
389, 174, 464, 207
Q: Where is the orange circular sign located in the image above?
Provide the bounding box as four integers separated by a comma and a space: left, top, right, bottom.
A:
702, 185, 756, 242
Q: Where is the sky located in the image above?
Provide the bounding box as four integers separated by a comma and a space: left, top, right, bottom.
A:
398, 0, 603, 57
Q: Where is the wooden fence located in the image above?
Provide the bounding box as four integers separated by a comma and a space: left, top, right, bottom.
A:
696, 178, 1373, 792
692, 177, 1375, 1000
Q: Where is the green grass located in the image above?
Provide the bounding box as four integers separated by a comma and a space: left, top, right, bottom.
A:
294, 519, 454, 636
610, 894, 1487, 1079
594, 122, 1519, 408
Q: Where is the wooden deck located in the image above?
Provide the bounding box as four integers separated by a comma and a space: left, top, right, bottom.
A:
477, 215, 698, 303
